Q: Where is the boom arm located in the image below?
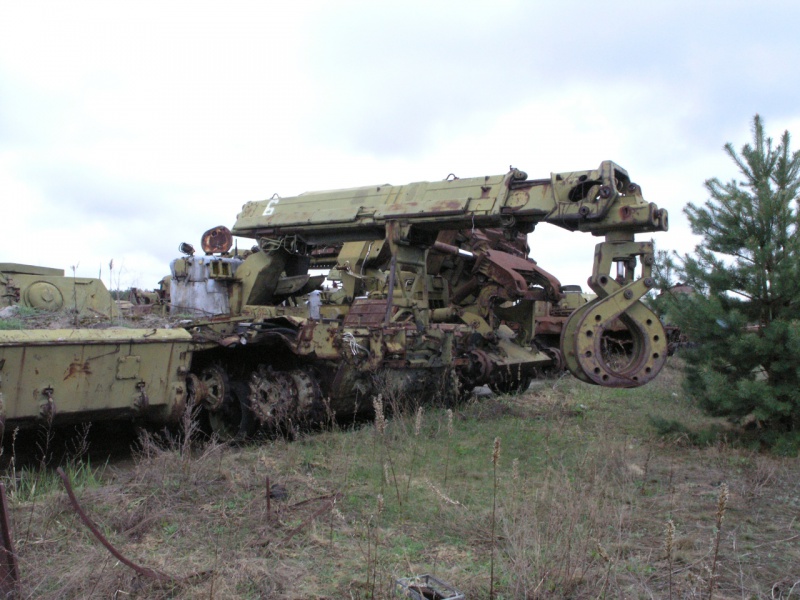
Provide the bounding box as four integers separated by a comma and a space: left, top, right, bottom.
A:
232, 161, 667, 243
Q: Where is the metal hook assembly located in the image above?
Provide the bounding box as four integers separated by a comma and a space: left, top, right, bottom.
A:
561, 238, 667, 387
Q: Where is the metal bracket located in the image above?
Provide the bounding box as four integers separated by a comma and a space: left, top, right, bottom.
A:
134, 381, 149, 411
40, 387, 56, 423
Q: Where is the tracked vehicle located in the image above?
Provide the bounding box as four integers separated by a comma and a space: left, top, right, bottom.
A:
0, 161, 668, 439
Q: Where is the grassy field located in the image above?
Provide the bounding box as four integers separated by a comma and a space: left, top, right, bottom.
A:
3, 359, 799, 599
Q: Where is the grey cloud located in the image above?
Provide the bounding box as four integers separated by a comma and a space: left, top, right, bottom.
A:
20, 164, 171, 221
300, 2, 800, 156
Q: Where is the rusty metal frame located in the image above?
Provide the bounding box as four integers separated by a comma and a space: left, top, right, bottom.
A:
56, 468, 174, 583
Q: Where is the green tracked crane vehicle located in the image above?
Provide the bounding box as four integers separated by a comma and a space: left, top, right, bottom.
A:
0, 161, 668, 439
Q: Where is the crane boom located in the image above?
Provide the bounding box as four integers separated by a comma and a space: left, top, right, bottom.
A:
232, 161, 667, 244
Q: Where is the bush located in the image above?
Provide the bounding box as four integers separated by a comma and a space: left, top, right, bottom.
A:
662, 115, 800, 436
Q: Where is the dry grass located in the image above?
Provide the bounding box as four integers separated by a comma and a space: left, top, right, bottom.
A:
3, 358, 800, 598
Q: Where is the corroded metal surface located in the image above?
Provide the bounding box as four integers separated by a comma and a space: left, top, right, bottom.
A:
0, 329, 192, 431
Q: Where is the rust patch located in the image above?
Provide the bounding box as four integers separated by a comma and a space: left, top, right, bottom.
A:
343, 298, 391, 327
442, 199, 466, 209
167, 385, 187, 425
64, 360, 92, 380
535, 316, 568, 336
383, 198, 467, 218
201, 225, 233, 254
297, 322, 317, 343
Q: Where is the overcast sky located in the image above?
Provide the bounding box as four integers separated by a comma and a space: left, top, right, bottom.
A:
2, 1, 799, 290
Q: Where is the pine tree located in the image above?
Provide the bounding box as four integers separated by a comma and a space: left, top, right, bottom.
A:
666, 115, 800, 439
